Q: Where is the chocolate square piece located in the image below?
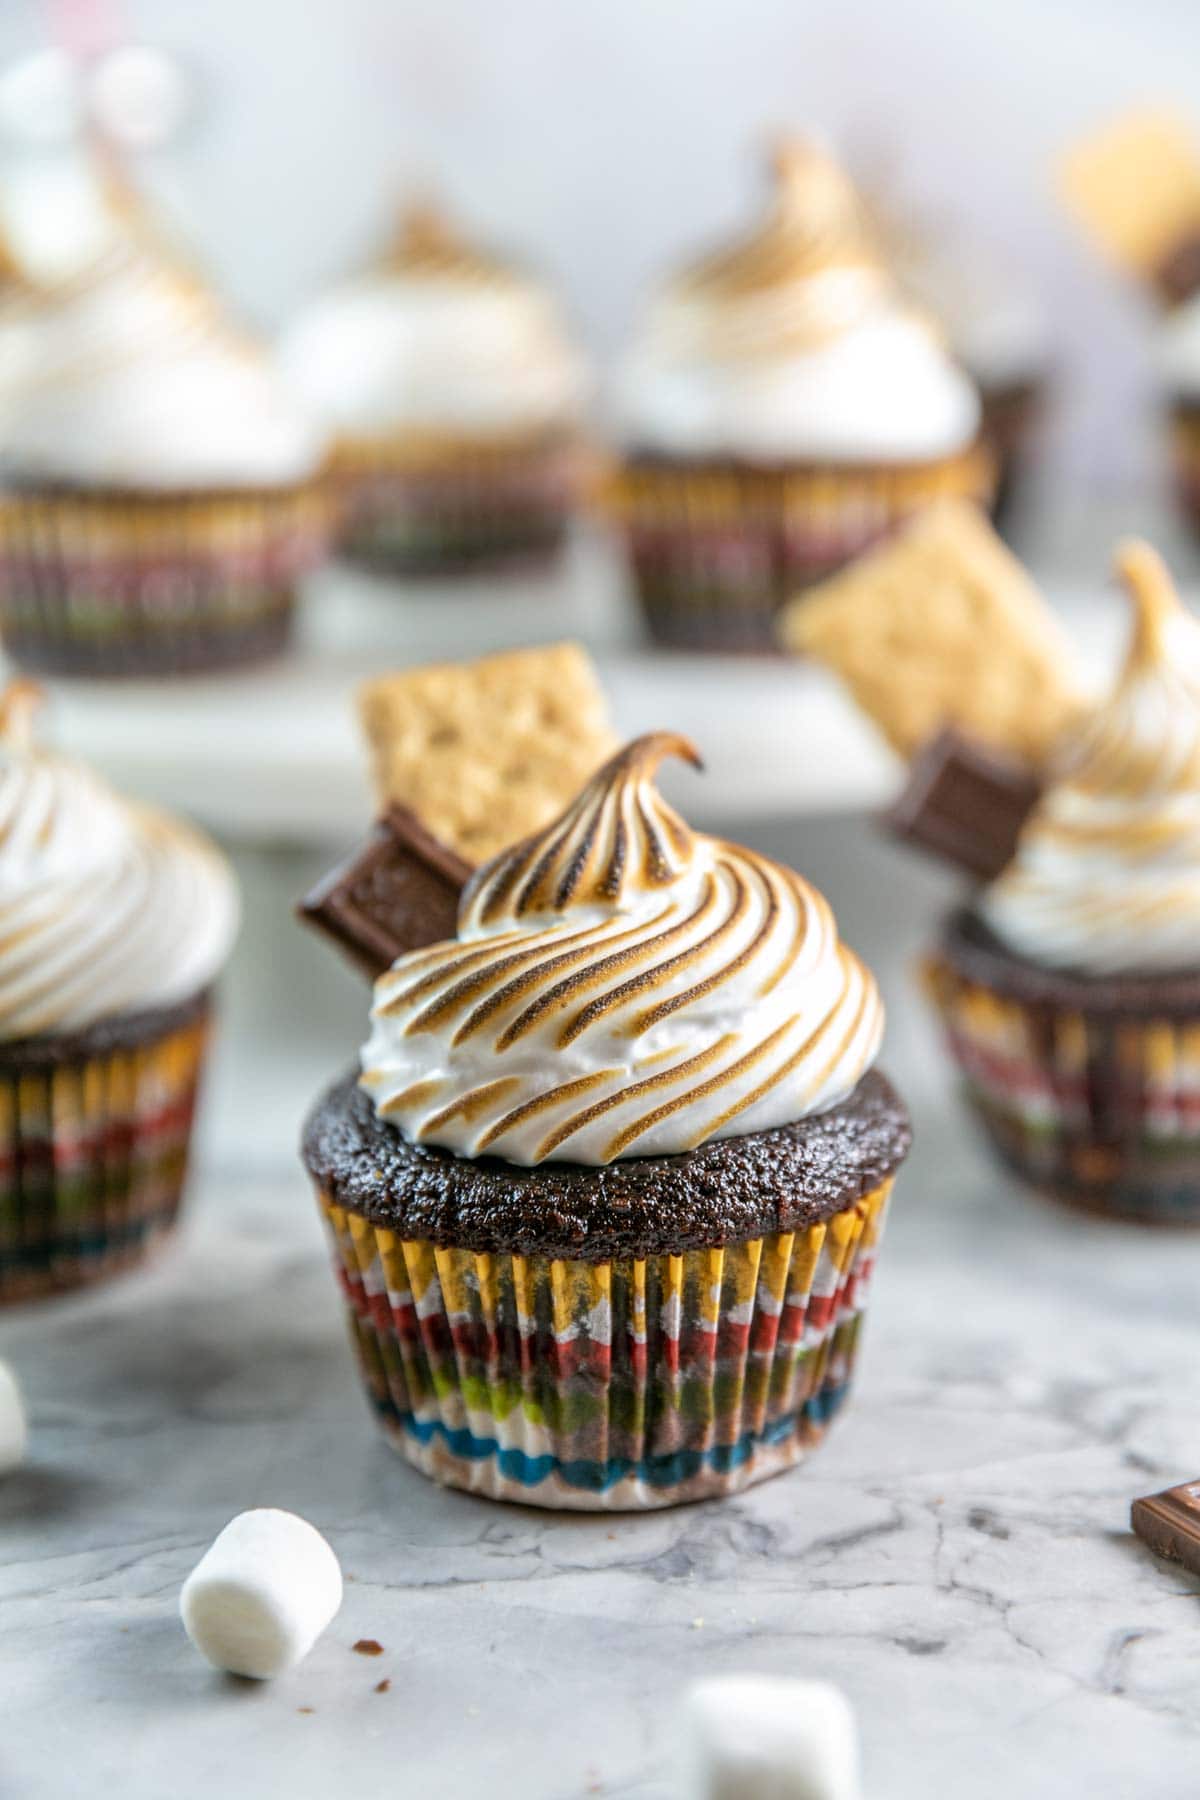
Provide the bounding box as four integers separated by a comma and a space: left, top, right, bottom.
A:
1131, 1480, 1200, 1576
299, 805, 474, 981
885, 727, 1041, 882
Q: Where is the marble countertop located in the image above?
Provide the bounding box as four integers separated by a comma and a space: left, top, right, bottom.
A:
3, 817, 1200, 1800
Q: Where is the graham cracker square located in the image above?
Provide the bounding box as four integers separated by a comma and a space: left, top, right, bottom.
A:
358, 641, 618, 863
1059, 108, 1200, 275
780, 502, 1081, 767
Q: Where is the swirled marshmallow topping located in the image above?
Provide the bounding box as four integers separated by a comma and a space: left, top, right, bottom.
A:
982, 542, 1200, 975
361, 732, 883, 1164
0, 682, 239, 1039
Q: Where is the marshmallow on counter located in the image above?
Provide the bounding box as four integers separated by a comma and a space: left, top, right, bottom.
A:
180, 1508, 342, 1680
0, 1360, 27, 1474
676, 1675, 861, 1800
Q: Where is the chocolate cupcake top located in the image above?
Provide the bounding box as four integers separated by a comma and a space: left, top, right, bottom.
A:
360, 733, 883, 1166
278, 198, 587, 443
0, 683, 239, 1039
981, 542, 1200, 975
614, 137, 980, 464
0, 190, 325, 491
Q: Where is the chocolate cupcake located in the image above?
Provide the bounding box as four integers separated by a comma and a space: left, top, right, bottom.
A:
607, 138, 992, 654
301, 733, 909, 1508
278, 200, 588, 575
925, 543, 1200, 1224
0, 681, 239, 1298
0, 185, 330, 677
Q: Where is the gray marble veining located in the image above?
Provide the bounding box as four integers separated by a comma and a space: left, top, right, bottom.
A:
2, 818, 1198, 1800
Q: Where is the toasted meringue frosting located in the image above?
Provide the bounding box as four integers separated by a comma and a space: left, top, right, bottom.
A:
615, 139, 980, 463
0, 237, 326, 490
278, 200, 587, 441
361, 733, 883, 1166
982, 543, 1200, 975
0, 683, 239, 1039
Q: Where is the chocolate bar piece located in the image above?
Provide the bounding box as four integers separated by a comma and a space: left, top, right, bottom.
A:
884, 727, 1042, 882
298, 804, 473, 981
1131, 1480, 1200, 1575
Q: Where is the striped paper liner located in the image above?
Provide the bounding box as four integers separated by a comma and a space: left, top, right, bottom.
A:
926, 952, 1200, 1225
605, 442, 995, 653
329, 430, 581, 572
316, 1177, 893, 1510
0, 482, 334, 676
0, 1002, 210, 1302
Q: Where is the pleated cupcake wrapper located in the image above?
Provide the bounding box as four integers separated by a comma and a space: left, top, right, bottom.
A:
0, 483, 335, 673
0, 1009, 210, 1302
330, 433, 580, 568
605, 444, 994, 652
317, 1178, 893, 1510
926, 952, 1200, 1224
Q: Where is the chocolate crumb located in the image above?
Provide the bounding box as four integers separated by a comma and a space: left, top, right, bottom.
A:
298, 1706, 315, 1715
353, 1638, 385, 1657
374, 1678, 391, 1694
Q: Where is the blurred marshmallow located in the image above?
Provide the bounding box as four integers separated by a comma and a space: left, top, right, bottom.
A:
0, 1360, 26, 1473
180, 1508, 342, 1680
676, 1675, 861, 1800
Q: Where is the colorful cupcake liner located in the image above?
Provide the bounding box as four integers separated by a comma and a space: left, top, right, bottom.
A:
926, 953, 1200, 1224
331, 432, 580, 573
316, 1178, 893, 1510
606, 444, 994, 653
0, 1002, 211, 1302
0, 483, 333, 676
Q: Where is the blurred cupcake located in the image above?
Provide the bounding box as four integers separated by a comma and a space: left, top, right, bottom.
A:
1058, 111, 1200, 546
886, 231, 1049, 535
1158, 298, 1200, 536
926, 542, 1200, 1225
0, 681, 239, 1299
0, 194, 330, 678
278, 200, 588, 574
607, 138, 992, 654
302, 732, 909, 1508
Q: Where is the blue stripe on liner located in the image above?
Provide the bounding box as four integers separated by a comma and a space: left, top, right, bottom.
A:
372, 1384, 851, 1495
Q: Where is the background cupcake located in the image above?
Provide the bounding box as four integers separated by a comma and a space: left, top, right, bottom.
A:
0, 182, 330, 678
885, 224, 1050, 534
302, 732, 909, 1508
1157, 298, 1200, 538
926, 542, 1200, 1226
607, 138, 992, 654
1058, 111, 1200, 548
0, 681, 239, 1299
278, 199, 588, 574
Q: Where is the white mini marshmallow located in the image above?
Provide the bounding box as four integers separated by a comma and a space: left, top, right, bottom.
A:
676, 1675, 861, 1800
180, 1508, 343, 1680
0, 1360, 27, 1473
